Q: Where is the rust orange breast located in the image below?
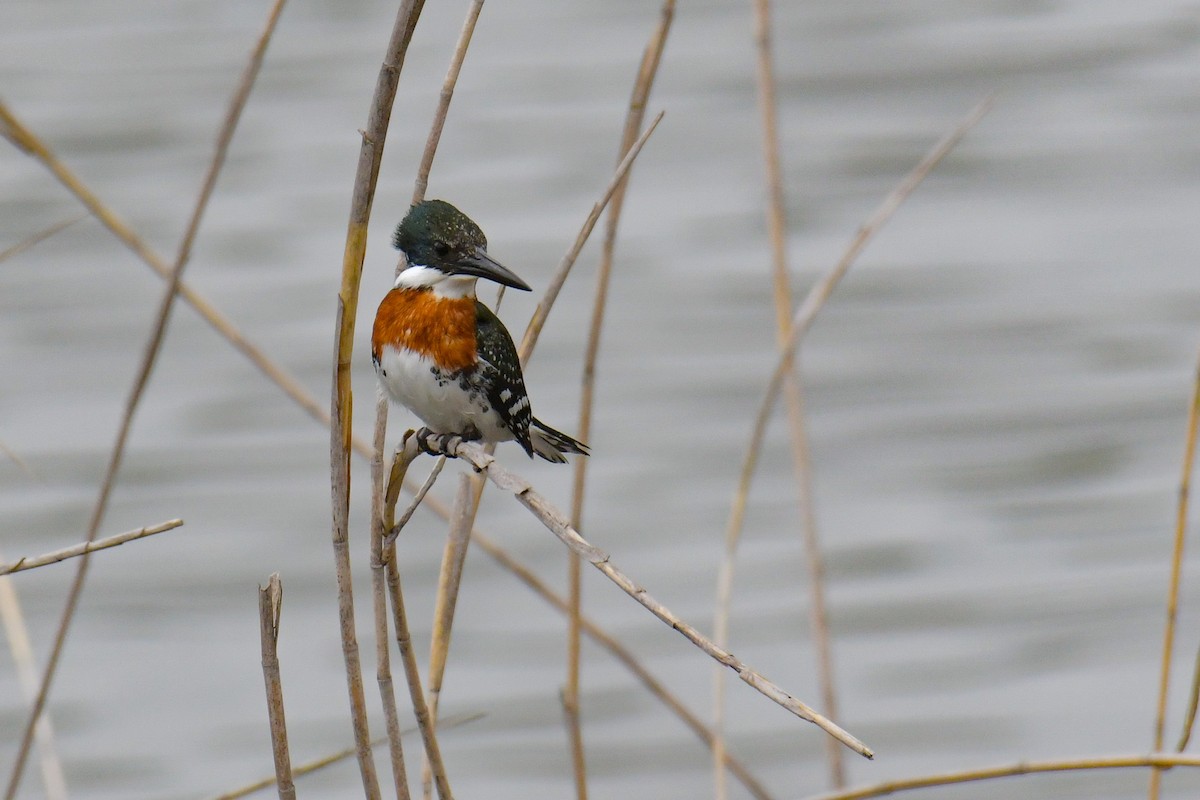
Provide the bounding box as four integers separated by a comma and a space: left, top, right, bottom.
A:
371, 288, 477, 372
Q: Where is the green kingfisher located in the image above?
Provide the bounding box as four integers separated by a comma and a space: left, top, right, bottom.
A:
371, 199, 589, 463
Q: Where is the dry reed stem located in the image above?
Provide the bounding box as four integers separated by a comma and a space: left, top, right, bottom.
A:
753, 0, 841, 789
1180, 640, 1200, 752
727, 99, 994, 656
1148, 347, 1200, 778
715, 1, 842, 795
381, 448, 454, 799
385, 545, 455, 800
565, 6, 674, 795
207, 714, 483, 800
2, 4, 286, 793
0, 519, 184, 576
404, 435, 873, 759
0, 440, 35, 478
370, 4, 488, 791
411, 0, 485, 207
424, 471, 484, 800
807, 753, 1200, 800
258, 574, 296, 800
0, 216, 83, 264
0, 557, 67, 800
330, 1, 426, 796
389, 457, 447, 543
371, 395, 412, 798
418, 110, 667, 795
515, 110, 665, 364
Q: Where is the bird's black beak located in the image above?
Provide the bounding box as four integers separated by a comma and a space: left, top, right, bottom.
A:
452, 247, 532, 292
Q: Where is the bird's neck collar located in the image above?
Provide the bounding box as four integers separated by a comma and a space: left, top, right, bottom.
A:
395, 264, 478, 299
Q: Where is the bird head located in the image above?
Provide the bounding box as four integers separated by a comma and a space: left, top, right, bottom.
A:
393, 200, 531, 292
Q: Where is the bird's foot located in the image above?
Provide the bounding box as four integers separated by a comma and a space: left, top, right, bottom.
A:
412, 427, 466, 458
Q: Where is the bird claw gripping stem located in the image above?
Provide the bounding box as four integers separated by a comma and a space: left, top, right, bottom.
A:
412, 427, 467, 458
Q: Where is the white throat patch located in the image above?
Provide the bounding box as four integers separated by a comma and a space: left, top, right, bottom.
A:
395, 265, 479, 299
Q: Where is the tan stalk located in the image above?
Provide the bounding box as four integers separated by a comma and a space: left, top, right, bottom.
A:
2, 3, 287, 793
384, 445, 454, 800
564, 6, 674, 798
330, 1, 426, 796
371, 393, 412, 798
0, 216, 83, 264
0, 519, 184, 576
725, 101, 994, 661
1147, 347, 1200, 797
807, 753, 1200, 800
258, 574, 297, 800
715, 0, 843, 795
0, 557, 67, 800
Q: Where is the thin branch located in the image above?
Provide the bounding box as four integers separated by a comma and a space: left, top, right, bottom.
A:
3, 4, 286, 794
1154, 347, 1200, 763
258, 574, 296, 800
0, 519, 184, 576
0, 440, 36, 478
0, 216, 83, 264
716, 0, 843, 794
724, 101, 995, 674
516, 110, 665, 364
408, 435, 873, 760
0, 558, 68, 800
371, 393, 412, 799
330, 0, 426, 796
806, 753, 1200, 800
566, 6, 674, 797
411, 0, 485, 206
385, 544, 454, 800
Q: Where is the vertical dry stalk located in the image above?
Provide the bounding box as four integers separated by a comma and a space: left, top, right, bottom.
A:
418, 112, 666, 795
733, 97, 994, 572
380, 443, 454, 799
0, 216, 82, 264
371, 401, 412, 798
2, 3, 287, 794
714, 0, 843, 795
411, 0, 485, 206
0, 562, 68, 800
331, 2, 426, 797
1148, 346, 1200, 796
259, 574, 297, 800
366, 7, 487, 796
565, 4, 674, 796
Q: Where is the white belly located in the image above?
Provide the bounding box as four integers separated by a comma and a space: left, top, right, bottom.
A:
375, 347, 514, 443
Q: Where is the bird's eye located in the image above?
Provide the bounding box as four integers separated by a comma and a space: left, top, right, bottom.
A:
433, 241, 450, 257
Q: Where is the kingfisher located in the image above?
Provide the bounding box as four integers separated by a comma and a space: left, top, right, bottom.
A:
371, 199, 588, 463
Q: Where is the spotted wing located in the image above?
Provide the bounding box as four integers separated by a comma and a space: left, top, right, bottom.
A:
474, 301, 534, 457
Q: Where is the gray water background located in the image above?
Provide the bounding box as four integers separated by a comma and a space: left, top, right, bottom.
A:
4, 1, 1200, 797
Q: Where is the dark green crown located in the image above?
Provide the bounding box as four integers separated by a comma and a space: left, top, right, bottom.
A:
393, 199, 488, 268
